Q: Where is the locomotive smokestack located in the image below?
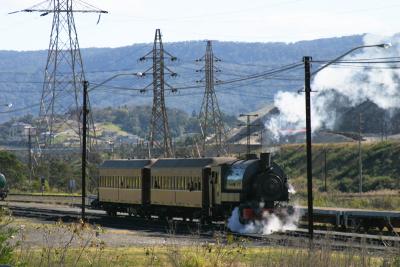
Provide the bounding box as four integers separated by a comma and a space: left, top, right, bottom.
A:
245, 153, 258, 160
259, 153, 271, 171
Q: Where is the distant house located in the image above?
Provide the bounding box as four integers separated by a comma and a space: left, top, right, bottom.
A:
9, 122, 34, 142
101, 130, 118, 139
116, 134, 142, 145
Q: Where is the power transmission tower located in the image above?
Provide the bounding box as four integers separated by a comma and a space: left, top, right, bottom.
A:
196, 41, 226, 156
139, 29, 177, 158
11, 0, 107, 149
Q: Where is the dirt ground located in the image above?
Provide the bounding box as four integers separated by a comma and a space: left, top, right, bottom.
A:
5, 202, 215, 248
13, 217, 212, 248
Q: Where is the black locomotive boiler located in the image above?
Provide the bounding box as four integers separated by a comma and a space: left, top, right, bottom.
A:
93, 153, 290, 223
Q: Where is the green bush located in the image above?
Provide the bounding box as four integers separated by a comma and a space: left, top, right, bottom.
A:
0, 208, 17, 265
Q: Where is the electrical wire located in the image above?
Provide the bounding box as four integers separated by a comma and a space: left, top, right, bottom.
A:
0, 102, 41, 114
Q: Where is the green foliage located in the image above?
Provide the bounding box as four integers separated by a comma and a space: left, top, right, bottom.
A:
0, 151, 27, 188
93, 105, 239, 140
275, 141, 400, 193
0, 208, 17, 265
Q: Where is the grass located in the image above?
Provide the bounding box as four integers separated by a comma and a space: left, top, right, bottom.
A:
12, 242, 400, 267
97, 122, 130, 137
311, 191, 400, 211
290, 189, 400, 211
271, 140, 400, 210
7, 218, 400, 267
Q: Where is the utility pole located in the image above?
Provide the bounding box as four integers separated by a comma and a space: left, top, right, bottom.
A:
81, 80, 88, 221
238, 114, 259, 156
358, 113, 363, 194
139, 29, 177, 158
11, 0, 106, 149
303, 56, 314, 240
196, 40, 226, 156
324, 148, 327, 192
259, 127, 264, 152
27, 127, 34, 188
302, 43, 390, 241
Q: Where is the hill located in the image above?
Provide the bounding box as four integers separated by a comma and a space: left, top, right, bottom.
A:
0, 35, 364, 122
0, 105, 239, 146
273, 141, 400, 193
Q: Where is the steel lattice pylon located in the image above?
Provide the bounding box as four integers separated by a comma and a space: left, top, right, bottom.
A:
139, 29, 177, 158
12, 0, 107, 149
197, 41, 227, 156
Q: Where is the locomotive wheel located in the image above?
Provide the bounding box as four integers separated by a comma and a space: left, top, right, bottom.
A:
106, 210, 117, 217
200, 216, 211, 225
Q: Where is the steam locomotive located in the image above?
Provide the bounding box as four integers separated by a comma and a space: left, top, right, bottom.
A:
93, 153, 290, 223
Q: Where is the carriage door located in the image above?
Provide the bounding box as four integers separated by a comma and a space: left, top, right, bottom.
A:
141, 168, 151, 205
202, 167, 212, 217
211, 169, 220, 205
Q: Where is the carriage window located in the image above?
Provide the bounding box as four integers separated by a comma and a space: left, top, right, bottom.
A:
212, 172, 218, 184
225, 166, 245, 190
155, 176, 160, 189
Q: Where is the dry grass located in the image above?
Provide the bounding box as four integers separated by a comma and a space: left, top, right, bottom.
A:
8, 220, 400, 267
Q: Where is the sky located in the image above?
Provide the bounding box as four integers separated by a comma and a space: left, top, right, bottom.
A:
0, 0, 399, 51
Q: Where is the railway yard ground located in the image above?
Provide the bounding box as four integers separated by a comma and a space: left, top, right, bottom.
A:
1, 196, 399, 266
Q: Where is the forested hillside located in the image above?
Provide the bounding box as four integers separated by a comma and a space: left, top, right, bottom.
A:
92, 105, 238, 139
274, 141, 400, 193
0, 35, 363, 122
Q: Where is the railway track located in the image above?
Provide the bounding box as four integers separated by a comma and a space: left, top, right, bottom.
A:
3, 202, 399, 252
6, 193, 400, 235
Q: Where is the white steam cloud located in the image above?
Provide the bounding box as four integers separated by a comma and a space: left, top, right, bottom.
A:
227, 205, 302, 235
227, 184, 301, 235
266, 33, 399, 139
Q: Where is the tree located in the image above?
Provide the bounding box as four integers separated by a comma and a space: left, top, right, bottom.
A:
0, 151, 27, 188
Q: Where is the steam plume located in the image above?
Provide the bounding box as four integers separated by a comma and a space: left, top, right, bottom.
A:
227, 184, 300, 235
266, 33, 399, 139
227, 205, 301, 235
